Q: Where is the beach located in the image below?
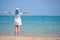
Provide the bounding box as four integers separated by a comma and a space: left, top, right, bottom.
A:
0, 15, 60, 40
0, 36, 60, 40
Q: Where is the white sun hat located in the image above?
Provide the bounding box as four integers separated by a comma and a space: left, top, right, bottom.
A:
16, 8, 19, 10
16, 8, 21, 12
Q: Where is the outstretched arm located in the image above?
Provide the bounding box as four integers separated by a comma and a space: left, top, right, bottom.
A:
19, 11, 29, 15
23, 11, 29, 14
4, 11, 14, 14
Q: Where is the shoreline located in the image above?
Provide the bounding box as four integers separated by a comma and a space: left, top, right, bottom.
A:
0, 35, 60, 40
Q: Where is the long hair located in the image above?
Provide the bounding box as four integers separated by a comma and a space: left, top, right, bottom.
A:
15, 9, 19, 16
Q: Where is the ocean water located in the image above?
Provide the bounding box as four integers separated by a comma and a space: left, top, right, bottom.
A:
0, 15, 60, 37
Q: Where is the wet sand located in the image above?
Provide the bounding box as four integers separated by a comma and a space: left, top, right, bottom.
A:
0, 36, 60, 40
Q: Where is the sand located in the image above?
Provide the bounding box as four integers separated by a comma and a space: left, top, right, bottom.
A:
0, 36, 60, 40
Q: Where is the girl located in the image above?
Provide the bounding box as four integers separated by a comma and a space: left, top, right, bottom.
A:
4, 8, 29, 36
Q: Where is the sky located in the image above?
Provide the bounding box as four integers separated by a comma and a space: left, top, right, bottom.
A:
0, 0, 60, 16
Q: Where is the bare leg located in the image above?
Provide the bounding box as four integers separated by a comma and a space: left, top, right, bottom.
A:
17, 25, 20, 36
15, 25, 17, 36
15, 25, 20, 36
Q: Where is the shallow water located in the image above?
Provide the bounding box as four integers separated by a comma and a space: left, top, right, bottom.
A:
0, 15, 60, 37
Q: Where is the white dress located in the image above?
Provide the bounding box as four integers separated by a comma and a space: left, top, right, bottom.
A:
14, 12, 23, 25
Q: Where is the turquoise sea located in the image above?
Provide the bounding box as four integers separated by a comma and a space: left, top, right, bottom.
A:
0, 15, 60, 37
